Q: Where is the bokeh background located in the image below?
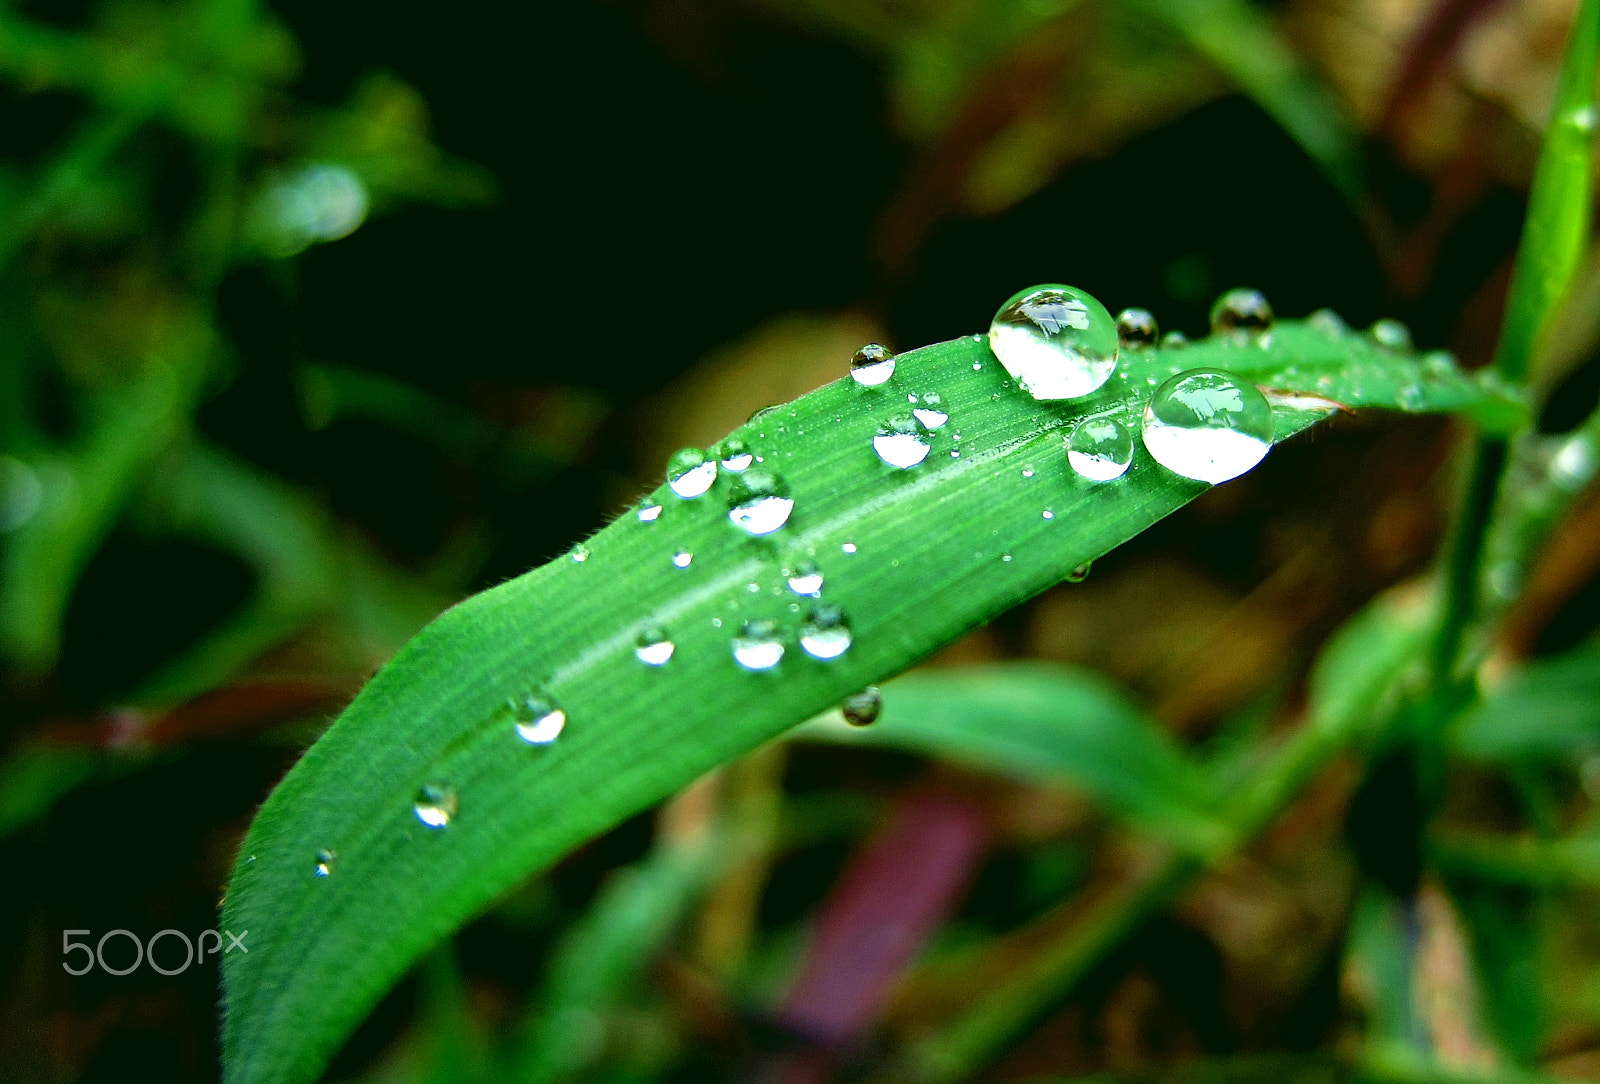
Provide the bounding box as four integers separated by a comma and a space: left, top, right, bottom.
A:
4, 0, 1600, 1081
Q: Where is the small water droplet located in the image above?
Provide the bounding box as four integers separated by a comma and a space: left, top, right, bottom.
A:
1021, 466, 1035, 478
1001, 554, 1012, 563
1210, 289, 1273, 343
1421, 350, 1456, 378
748, 404, 779, 424
746, 582, 761, 593
1369, 319, 1412, 352
1116, 308, 1159, 350
1308, 308, 1348, 338
1067, 414, 1135, 482
1161, 331, 1189, 349
972, 361, 983, 371
727, 468, 794, 535
570, 543, 591, 563
732, 619, 784, 670
413, 781, 459, 828
1396, 384, 1425, 411
786, 560, 824, 596
799, 604, 853, 660
841, 687, 882, 727
841, 542, 858, 554
511, 690, 567, 744
667, 448, 717, 498
1141, 369, 1274, 484
911, 391, 948, 429
988, 285, 1119, 400
874, 414, 932, 469
313, 849, 336, 877
850, 343, 896, 387
719, 438, 754, 471
1042, 509, 1054, 519
637, 498, 663, 523
635, 626, 675, 666
1552, 434, 1597, 491
1067, 561, 1092, 583
672, 549, 694, 569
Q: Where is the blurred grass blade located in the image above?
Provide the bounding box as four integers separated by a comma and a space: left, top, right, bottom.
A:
220, 318, 1514, 1084
798, 663, 1220, 848
1443, 874, 1544, 1066
1453, 639, 1600, 761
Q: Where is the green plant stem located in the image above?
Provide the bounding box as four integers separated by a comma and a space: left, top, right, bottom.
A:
1431, 438, 1508, 690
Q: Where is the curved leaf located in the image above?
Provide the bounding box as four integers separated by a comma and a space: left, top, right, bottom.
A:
221, 316, 1514, 1084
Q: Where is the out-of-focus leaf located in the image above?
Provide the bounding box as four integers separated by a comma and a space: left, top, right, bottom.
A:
1344, 885, 1419, 1059
1454, 640, 1600, 761
1445, 874, 1544, 1066
798, 663, 1219, 847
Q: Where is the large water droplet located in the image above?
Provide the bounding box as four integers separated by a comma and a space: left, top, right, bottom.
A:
850, 343, 896, 387
1369, 319, 1412, 352
719, 438, 754, 472
786, 560, 824, 596
727, 468, 794, 535
511, 690, 566, 744
413, 781, 459, 828
988, 285, 1119, 400
672, 549, 694, 569
841, 687, 882, 727
799, 604, 853, 660
1209, 289, 1273, 342
1067, 414, 1135, 482
667, 448, 717, 498
1141, 369, 1274, 484
313, 849, 336, 877
637, 498, 663, 523
1116, 308, 1158, 350
732, 619, 784, 670
635, 626, 675, 666
911, 391, 948, 429
874, 414, 932, 469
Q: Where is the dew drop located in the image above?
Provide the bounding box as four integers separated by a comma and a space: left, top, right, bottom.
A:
1021, 466, 1035, 478
786, 560, 824, 596
1067, 562, 1092, 583
635, 626, 675, 666
719, 438, 754, 471
511, 690, 567, 744
850, 343, 897, 387
667, 448, 717, 498
1369, 319, 1413, 352
1421, 350, 1457, 378
1116, 308, 1159, 350
1308, 308, 1348, 338
1552, 434, 1597, 491
1001, 554, 1012, 563
874, 414, 932, 469
732, 619, 784, 671
413, 781, 459, 828
570, 543, 591, 563
1210, 289, 1274, 342
911, 391, 948, 429
313, 849, 335, 877
1141, 369, 1274, 484
841, 687, 882, 727
1067, 414, 1135, 482
841, 542, 857, 554
637, 498, 663, 523
988, 285, 1119, 400
1161, 331, 1189, 349
727, 468, 794, 536
748, 404, 779, 424
1396, 384, 1425, 411
672, 549, 694, 569
799, 604, 853, 660
1042, 509, 1054, 519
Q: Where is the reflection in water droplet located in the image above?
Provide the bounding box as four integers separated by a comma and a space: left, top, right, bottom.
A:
850, 343, 897, 387
727, 468, 794, 535
1141, 369, 1274, 484
787, 560, 824, 596
637, 498, 663, 523
570, 544, 591, 563
413, 781, 459, 828
874, 414, 932, 469
314, 849, 336, 877
732, 619, 784, 670
719, 438, 754, 471
1067, 562, 1092, 583
1067, 414, 1135, 482
1369, 319, 1412, 352
988, 285, 1119, 400
911, 391, 948, 429
841, 687, 882, 727
1116, 308, 1159, 350
511, 690, 567, 744
667, 448, 717, 498
1309, 308, 1348, 338
635, 626, 675, 666
1210, 289, 1274, 342
799, 604, 853, 660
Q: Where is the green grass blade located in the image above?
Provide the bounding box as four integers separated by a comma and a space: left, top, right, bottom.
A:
1454, 640, 1600, 761
797, 663, 1222, 849
220, 316, 1512, 1084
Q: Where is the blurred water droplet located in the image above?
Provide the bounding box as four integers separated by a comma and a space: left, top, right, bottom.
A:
732, 619, 784, 670
635, 626, 675, 666
874, 414, 932, 469
313, 849, 336, 877
786, 560, 824, 596
719, 438, 754, 471
1067, 562, 1092, 583
0, 457, 43, 532
1308, 308, 1348, 338
1161, 331, 1189, 349
850, 343, 896, 387
250, 163, 369, 257
841, 687, 882, 727
1067, 414, 1135, 482
1369, 319, 1412, 352
511, 690, 567, 744
1116, 308, 1159, 350
1552, 434, 1598, 491
413, 782, 459, 828
1210, 289, 1273, 343
911, 391, 948, 429
988, 285, 1118, 400
637, 498, 662, 523
1421, 350, 1456, 378
1141, 369, 1273, 483
667, 448, 717, 498
799, 604, 853, 660
1396, 384, 1425, 411
672, 549, 694, 569
1001, 554, 1013, 563
727, 468, 794, 535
